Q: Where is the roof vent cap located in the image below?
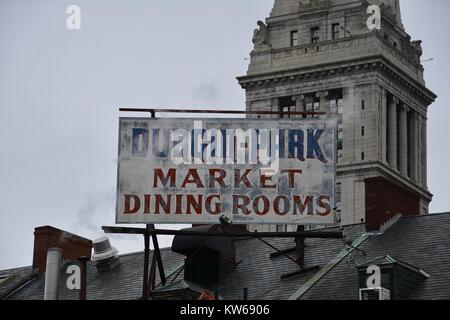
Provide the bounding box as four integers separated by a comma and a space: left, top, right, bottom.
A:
92, 237, 120, 272
92, 237, 118, 261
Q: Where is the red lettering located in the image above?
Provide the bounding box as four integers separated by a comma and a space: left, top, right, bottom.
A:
274, 196, 291, 215
155, 194, 171, 214
144, 194, 151, 214
233, 195, 251, 215
260, 173, 276, 189
186, 195, 203, 214
175, 194, 183, 214
253, 196, 270, 216
293, 196, 314, 215
124, 195, 140, 214
181, 169, 205, 188
281, 170, 303, 188
209, 169, 227, 188
205, 194, 222, 215
153, 168, 176, 188
316, 195, 331, 216
234, 169, 254, 188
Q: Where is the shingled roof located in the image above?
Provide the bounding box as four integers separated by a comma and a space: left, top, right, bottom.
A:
298, 213, 450, 300
2, 213, 450, 300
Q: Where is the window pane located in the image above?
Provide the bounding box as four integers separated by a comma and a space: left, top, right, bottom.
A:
337, 125, 343, 151
291, 30, 299, 46
330, 100, 337, 113
282, 106, 292, 118
311, 27, 320, 43
332, 23, 340, 40
313, 101, 320, 118
337, 99, 344, 114
336, 183, 342, 203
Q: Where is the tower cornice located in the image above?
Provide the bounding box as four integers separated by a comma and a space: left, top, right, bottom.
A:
237, 57, 436, 106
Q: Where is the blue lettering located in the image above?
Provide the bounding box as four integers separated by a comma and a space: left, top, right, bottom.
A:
307, 129, 327, 163
132, 128, 149, 157
288, 130, 305, 161
279, 129, 286, 159
151, 129, 169, 158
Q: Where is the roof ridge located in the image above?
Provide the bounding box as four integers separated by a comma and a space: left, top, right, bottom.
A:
0, 266, 33, 274
357, 254, 396, 266
401, 212, 450, 220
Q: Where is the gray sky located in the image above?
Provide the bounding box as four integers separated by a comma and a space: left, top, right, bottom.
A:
0, 0, 449, 270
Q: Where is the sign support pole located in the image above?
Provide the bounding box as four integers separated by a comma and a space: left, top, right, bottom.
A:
148, 224, 166, 287
296, 225, 305, 269
77, 256, 89, 300
148, 252, 157, 292
142, 231, 150, 299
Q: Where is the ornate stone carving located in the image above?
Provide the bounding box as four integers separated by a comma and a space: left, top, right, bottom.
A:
316, 90, 329, 98
411, 40, 423, 58
298, 0, 331, 11
392, 96, 400, 104
252, 21, 270, 50
292, 94, 305, 102
400, 103, 410, 112
378, 1, 404, 29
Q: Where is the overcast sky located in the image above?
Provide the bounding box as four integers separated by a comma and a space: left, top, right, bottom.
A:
0, 0, 449, 270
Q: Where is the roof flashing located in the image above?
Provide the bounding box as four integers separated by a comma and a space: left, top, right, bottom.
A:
0, 274, 13, 286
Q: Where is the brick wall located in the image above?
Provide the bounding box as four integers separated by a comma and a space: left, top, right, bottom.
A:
365, 177, 420, 231
32, 226, 92, 273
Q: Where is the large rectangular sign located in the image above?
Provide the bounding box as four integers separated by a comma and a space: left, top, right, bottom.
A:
116, 118, 336, 225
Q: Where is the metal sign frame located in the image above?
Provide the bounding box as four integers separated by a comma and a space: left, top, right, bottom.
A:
103, 107, 342, 300
116, 110, 337, 226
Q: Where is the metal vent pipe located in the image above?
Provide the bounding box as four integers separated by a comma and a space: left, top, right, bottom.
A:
44, 248, 62, 300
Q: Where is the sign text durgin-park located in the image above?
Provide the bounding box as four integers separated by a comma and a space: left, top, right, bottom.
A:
116, 118, 336, 225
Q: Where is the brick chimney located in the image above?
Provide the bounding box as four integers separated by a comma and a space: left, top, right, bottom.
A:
364, 177, 421, 232
33, 226, 93, 273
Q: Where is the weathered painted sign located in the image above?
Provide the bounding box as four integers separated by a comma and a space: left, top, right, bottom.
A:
116, 118, 336, 225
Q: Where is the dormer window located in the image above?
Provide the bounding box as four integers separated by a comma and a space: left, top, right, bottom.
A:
290, 30, 299, 47
357, 255, 430, 300
310, 27, 320, 43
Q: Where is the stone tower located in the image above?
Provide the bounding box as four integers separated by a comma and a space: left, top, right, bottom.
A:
237, 0, 436, 231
